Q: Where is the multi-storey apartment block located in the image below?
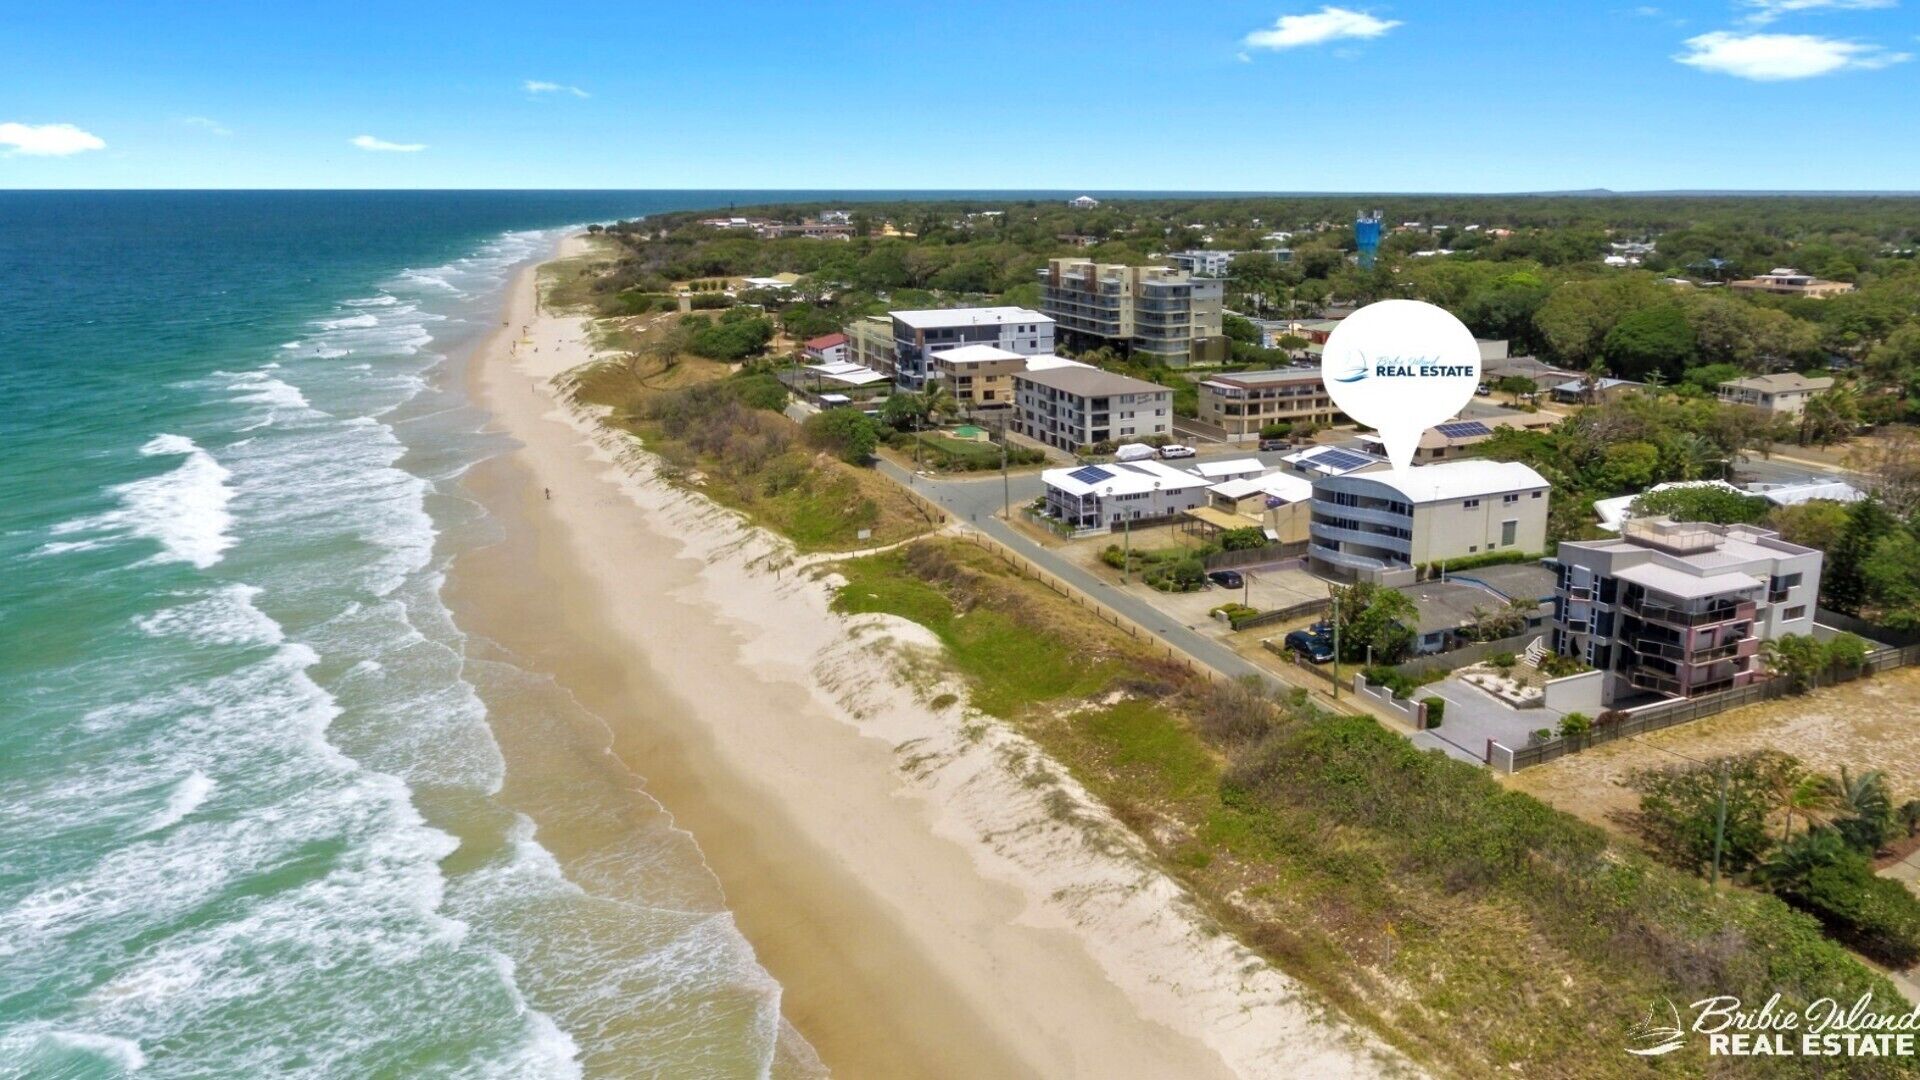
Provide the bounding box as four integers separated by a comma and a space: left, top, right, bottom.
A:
888, 307, 1053, 390
1037, 258, 1228, 367
1013, 367, 1172, 452
1195, 368, 1337, 441
1307, 460, 1550, 584
929, 344, 1026, 411
1551, 518, 1823, 704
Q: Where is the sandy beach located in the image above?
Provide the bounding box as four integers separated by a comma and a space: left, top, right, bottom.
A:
443, 233, 1403, 1078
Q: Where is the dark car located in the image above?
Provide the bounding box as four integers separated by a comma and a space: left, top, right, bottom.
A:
1207, 569, 1244, 589
1257, 437, 1289, 452
1283, 629, 1335, 663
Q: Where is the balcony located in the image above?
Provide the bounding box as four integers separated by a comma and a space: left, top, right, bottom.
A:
1310, 520, 1412, 554
1310, 543, 1392, 572
1630, 600, 1757, 629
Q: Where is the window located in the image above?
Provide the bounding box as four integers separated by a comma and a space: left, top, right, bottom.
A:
1503, 493, 1519, 505
1783, 605, 1807, 621
1532, 490, 1543, 499
1501, 520, 1517, 546
1462, 498, 1480, 509
1469, 545, 1479, 553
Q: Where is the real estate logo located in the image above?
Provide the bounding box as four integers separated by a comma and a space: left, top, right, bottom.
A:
1319, 299, 1481, 471
1624, 994, 1920, 1060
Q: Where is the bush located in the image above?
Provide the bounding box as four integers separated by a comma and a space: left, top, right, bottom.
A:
1763, 830, 1920, 968
802, 408, 881, 464
1421, 696, 1445, 728
1490, 651, 1516, 670
1258, 421, 1293, 439
688, 292, 734, 310
1218, 526, 1268, 552
1558, 711, 1592, 740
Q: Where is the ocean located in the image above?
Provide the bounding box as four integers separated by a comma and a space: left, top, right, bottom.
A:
0, 191, 855, 1078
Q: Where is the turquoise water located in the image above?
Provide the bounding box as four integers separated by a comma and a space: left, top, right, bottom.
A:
0, 192, 836, 1078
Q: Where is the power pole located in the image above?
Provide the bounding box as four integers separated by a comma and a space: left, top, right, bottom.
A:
1000, 423, 1011, 521
1331, 592, 1342, 701
1122, 512, 1133, 584
1709, 762, 1730, 890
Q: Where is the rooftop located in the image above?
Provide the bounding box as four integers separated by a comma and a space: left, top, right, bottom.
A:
804, 332, 848, 351
1210, 471, 1313, 504
1200, 368, 1320, 390
890, 306, 1051, 330
1282, 444, 1386, 476
1394, 580, 1532, 636
1189, 457, 1267, 479
930, 343, 1026, 365
1719, 372, 1835, 394
1331, 459, 1550, 504
1015, 365, 1168, 398
1044, 459, 1214, 498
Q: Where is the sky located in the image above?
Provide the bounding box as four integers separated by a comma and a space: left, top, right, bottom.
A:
3, 0, 1918, 191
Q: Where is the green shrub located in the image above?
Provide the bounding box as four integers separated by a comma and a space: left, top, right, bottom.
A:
1218, 527, 1268, 551
1258, 421, 1293, 439
1421, 696, 1445, 728
802, 408, 880, 464
1491, 651, 1516, 669
1558, 712, 1592, 740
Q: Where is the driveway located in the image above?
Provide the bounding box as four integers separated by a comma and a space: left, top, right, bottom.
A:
1420, 676, 1565, 764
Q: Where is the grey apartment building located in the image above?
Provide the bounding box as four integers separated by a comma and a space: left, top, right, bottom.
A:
1037, 258, 1228, 367
1013, 367, 1172, 452
1552, 518, 1823, 704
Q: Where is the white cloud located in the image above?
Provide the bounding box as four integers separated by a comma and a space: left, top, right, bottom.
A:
178, 116, 231, 136
351, 134, 427, 152
523, 79, 589, 98
1242, 6, 1402, 51
1739, 0, 1896, 25
0, 121, 106, 156
1675, 29, 1910, 78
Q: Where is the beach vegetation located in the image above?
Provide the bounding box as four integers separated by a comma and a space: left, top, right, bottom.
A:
830, 537, 1915, 1077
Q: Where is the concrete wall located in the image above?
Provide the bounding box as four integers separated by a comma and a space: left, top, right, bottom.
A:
1542, 669, 1603, 713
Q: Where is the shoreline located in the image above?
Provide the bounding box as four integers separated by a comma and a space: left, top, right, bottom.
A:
442, 232, 1399, 1078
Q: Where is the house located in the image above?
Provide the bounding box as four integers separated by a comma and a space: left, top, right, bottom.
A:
1352, 411, 1557, 464
888, 306, 1054, 391
1308, 460, 1551, 584
1195, 369, 1337, 442
804, 333, 849, 366
1552, 518, 1823, 704
846, 315, 897, 378
1195, 471, 1314, 544
1038, 258, 1229, 367
1188, 457, 1267, 483
1716, 372, 1834, 416
818, 209, 852, 225
1280, 444, 1386, 479
1069, 195, 1101, 209
928, 344, 1027, 412
797, 359, 890, 396
1551, 376, 1642, 405
1040, 460, 1212, 533
755, 220, 854, 240
1729, 268, 1855, 299
1747, 480, 1864, 507
1014, 366, 1172, 452
1484, 356, 1579, 394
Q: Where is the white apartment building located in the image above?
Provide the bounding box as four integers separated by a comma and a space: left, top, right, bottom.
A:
1040, 460, 1212, 533
1307, 460, 1551, 584
888, 307, 1054, 390
1553, 519, 1823, 704
1014, 366, 1172, 452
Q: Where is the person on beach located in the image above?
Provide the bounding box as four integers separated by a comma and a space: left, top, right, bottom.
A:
544, 487, 551, 500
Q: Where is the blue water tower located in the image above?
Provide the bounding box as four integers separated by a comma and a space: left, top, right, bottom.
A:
1355, 209, 1383, 270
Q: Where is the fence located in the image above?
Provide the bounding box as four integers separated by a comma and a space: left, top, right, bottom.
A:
958, 531, 1227, 688
1229, 596, 1328, 632
1392, 632, 1542, 678
1816, 607, 1920, 648
1203, 543, 1308, 571
1493, 642, 1920, 772
1354, 678, 1428, 728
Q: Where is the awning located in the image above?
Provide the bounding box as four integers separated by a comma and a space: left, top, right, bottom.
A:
1182, 506, 1255, 532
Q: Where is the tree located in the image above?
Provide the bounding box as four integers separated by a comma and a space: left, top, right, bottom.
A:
1766, 499, 1851, 551
1627, 751, 1789, 875
1330, 582, 1417, 664
1762, 633, 1828, 692
1823, 498, 1897, 614
1603, 305, 1695, 381
1832, 766, 1896, 852
1798, 385, 1860, 447
801, 407, 880, 464
1628, 485, 1770, 525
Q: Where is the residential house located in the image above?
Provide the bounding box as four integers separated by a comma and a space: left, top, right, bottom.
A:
1353, 413, 1556, 463
1196, 368, 1338, 441
1308, 460, 1551, 584
1551, 376, 1642, 405
1196, 470, 1314, 544
1014, 366, 1172, 452
929, 344, 1026, 412
1280, 444, 1387, 479
888, 306, 1054, 390
1729, 268, 1855, 299
1069, 195, 1101, 209
1038, 258, 1228, 367
1552, 518, 1823, 704
1040, 460, 1211, 533
803, 333, 848, 366
1717, 372, 1835, 417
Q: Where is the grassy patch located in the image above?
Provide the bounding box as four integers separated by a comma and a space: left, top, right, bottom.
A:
826, 537, 1916, 1079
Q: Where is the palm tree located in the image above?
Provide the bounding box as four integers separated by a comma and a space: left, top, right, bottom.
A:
1833, 765, 1894, 850
1778, 773, 1843, 840
1799, 384, 1861, 447
1671, 432, 1726, 481
1755, 828, 1852, 895
919, 383, 958, 427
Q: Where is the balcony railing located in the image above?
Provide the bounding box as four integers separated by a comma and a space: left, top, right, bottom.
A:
1310, 520, 1412, 553
1630, 600, 1757, 629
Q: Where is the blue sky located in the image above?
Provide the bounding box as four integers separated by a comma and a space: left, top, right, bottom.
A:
3, 1, 1917, 190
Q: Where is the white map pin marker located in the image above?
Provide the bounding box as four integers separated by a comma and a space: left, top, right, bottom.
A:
1320, 300, 1482, 473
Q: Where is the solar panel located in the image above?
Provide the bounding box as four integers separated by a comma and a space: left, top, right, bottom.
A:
1435, 421, 1492, 439
1310, 448, 1374, 471
1069, 465, 1113, 484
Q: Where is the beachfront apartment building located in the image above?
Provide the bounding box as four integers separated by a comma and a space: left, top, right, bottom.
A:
1195, 368, 1337, 441
888, 307, 1054, 390
1040, 459, 1212, 533
929, 344, 1026, 412
1014, 366, 1172, 452
1037, 258, 1229, 367
1729, 268, 1855, 299
1551, 518, 1823, 704
845, 315, 897, 378
1307, 460, 1551, 584
1716, 372, 1834, 416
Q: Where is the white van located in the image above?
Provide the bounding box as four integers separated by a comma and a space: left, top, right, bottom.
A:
1113, 443, 1156, 462
1157, 444, 1197, 459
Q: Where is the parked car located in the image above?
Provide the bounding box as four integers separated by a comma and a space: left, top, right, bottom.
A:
1283, 629, 1335, 663
1475, 383, 1492, 396
1207, 569, 1243, 589
1113, 442, 1156, 462
1158, 444, 1197, 459
1257, 437, 1289, 451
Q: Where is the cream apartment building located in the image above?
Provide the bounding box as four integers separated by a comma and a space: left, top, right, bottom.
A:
1308, 460, 1551, 584
1038, 258, 1228, 366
